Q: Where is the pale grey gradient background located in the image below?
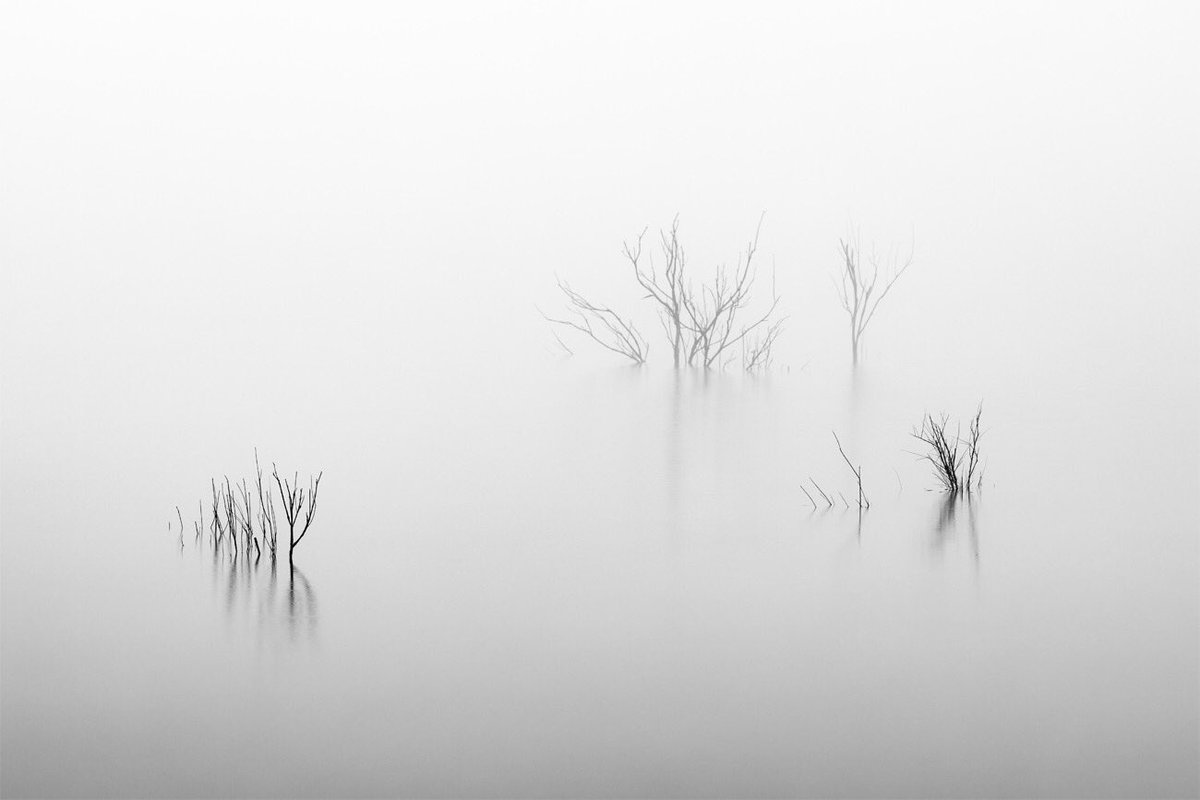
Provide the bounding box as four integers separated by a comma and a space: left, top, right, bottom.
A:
2, 2, 1198, 798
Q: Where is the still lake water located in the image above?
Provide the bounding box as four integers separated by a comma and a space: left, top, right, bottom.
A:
2, 344, 1197, 798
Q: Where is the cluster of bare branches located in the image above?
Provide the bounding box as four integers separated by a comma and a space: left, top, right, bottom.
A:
741, 318, 785, 373
540, 278, 649, 364
912, 414, 963, 492
626, 218, 690, 366
544, 216, 784, 371
206, 474, 263, 559
170, 450, 324, 566
835, 231, 913, 365
688, 244, 781, 368
543, 219, 924, 369
911, 404, 985, 494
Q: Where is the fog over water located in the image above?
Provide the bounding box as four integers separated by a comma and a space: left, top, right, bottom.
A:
2, 3, 1198, 798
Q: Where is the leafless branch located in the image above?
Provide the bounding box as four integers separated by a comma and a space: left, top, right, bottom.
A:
832, 430, 869, 508
962, 404, 984, 493
800, 483, 818, 509
273, 463, 324, 565
540, 278, 649, 364
679, 215, 781, 369
625, 218, 690, 366
911, 412, 963, 494
809, 477, 834, 508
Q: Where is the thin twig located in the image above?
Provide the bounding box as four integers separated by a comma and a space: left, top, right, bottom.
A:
832, 430, 869, 508
809, 478, 833, 508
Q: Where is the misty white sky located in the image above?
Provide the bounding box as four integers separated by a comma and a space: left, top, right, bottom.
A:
2, 2, 1198, 396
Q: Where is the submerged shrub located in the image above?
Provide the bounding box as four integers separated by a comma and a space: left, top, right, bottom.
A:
174, 450, 323, 566
911, 405, 984, 494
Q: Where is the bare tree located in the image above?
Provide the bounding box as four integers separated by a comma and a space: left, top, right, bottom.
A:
544, 216, 784, 370
679, 218, 781, 369
835, 231, 913, 365
623, 218, 689, 366
540, 277, 649, 364
273, 465, 323, 566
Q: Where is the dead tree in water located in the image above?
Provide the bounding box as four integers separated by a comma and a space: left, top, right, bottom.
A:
222, 477, 239, 556
273, 465, 323, 566
624, 218, 689, 366
540, 278, 649, 364
545, 216, 784, 369
679, 217, 780, 369
912, 413, 961, 493
176, 451, 320, 567
911, 405, 985, 495
835, 231, 912, 365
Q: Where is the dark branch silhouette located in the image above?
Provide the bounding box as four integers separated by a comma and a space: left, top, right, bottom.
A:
809, 477, 834, 508
273, 464, 323, 565
176, 451, 322, 571
911, 405, 984, 495
912, 413, 962, 493
832, 430, 869, 508
255, 449, 279, 557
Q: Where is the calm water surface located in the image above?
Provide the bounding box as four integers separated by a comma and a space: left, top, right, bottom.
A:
2, 347, 1196, 798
